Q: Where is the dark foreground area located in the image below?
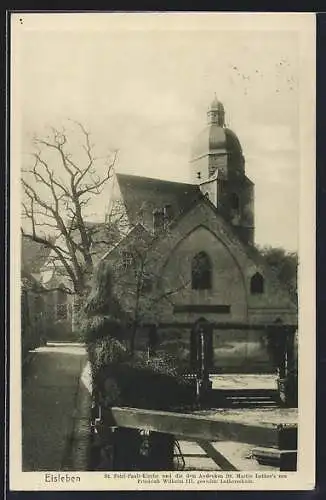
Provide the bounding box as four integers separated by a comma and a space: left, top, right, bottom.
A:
22, 342, 91, 471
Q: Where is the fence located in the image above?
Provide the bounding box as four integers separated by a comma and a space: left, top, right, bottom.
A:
94, 405, 297, 471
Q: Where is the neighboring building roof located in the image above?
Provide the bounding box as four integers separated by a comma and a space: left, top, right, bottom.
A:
116, 173, 201, 229
101, 223, 152, 260
21, 236, 52, 275
21, 268, 40, 288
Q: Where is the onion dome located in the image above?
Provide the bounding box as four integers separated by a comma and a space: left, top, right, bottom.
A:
192, 98, 243, 159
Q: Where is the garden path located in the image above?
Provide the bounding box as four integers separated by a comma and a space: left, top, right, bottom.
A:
22, 342, 91, 471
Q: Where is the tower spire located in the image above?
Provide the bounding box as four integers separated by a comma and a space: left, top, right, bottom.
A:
207, 94, 225, 126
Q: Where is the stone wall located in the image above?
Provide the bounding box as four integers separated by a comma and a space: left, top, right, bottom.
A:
134, 326, 274, 373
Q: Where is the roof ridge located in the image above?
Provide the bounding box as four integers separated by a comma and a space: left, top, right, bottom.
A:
116, 172, 197, 187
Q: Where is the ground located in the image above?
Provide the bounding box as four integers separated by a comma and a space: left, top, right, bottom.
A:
21, 344, 297, 472
22, 342, 91, 471
182, 374, 297, 470
210, 374, 277, 390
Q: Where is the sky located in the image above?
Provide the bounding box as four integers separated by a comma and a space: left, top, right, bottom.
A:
14, 13, 315, 251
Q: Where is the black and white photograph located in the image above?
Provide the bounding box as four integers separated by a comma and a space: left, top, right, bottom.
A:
10, 12, 315, 491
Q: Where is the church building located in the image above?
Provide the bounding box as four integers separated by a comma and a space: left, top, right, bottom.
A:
102, 96, 298, 373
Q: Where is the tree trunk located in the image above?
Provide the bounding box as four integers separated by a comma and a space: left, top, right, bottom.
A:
129, 321, 138, 356
71, 293, 87, 335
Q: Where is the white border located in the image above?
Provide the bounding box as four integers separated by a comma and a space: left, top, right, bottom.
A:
9, 12, 316, 491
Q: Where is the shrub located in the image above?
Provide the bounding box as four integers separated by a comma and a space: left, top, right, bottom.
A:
82, 314, 126, 344
80, 262, 129, 351
94, 350, 193, 411
88, 335, 128, 374
83, 260, 194, 411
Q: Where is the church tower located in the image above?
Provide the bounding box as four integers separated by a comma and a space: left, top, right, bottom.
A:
190, 96, 255, 245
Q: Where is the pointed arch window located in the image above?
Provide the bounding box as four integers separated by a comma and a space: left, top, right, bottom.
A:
192, 252, 212, 290
250, 272, 264, 294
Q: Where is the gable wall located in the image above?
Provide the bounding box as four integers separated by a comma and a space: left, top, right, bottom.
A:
102, 198, 297, 372
155, 225, 248, 324
148, 199, 297, 326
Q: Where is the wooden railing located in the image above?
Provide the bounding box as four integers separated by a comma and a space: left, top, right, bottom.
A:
95, 406, 297, 471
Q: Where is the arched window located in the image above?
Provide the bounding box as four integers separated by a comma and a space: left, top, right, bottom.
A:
192, 252, 212, 290
250, 272, 264, 294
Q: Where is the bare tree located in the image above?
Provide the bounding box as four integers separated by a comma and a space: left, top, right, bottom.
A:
21, 121, 118, 298
105, 220, 192, 354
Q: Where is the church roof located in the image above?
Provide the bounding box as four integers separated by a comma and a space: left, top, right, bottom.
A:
191, 125, 243, 160
190, 96, 244, 166
101, 223, 152, 260
210, 95, 224, 112
116, 173, 201, 226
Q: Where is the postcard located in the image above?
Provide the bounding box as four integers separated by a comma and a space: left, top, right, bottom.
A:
9, 11, 315, 491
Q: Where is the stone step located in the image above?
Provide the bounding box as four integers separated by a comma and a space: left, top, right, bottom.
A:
214, 389, 278, 397
208, 388, 279, 408
224, 401, 277, 406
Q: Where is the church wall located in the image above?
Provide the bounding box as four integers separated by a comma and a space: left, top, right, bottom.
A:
189, 156, 208, 184
190, 153, 228, 184
105, 97, 297, 372
156, 225, 248, 324
145, 222, 273, 372
150, 200, 296, 320
211, 329, 273, 372
216, 178, 253, 221
103, 197, 296, 373
199, 180, 218, 206
133, 325, 274, 373
241, 179, 255, 229
231, 179, 255, 245
139, 199, 296, 372
208, 152, 228, 178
